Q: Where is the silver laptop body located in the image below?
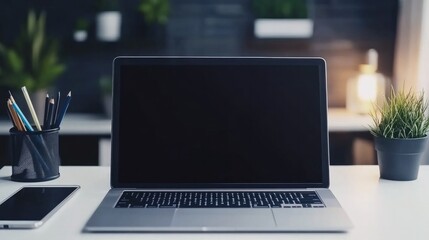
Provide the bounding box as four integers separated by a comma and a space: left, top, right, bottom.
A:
84, 56, 353, 232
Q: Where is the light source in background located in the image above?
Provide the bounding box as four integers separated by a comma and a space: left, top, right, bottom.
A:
346, 49, 388, 114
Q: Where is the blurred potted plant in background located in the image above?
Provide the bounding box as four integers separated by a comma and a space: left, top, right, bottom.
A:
138, 0, 170, 25
252, 0, 313, 38
96, 0, 121, 41
138, 0, 170, 40
99, 75, 112, 118
369, 88, 429, 181
74, 17, 89, 42
0, 10, 65, 115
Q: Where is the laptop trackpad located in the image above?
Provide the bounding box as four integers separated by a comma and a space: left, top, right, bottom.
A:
171, 209, 275, 229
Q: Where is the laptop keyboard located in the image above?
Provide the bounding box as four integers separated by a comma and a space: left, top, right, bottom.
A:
115, 191, 325, 208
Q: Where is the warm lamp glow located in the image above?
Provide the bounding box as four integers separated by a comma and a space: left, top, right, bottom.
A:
357, 73, 377, 101
346, 64, 387, 114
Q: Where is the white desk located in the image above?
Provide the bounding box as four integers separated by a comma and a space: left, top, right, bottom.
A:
0, 166, 428, 240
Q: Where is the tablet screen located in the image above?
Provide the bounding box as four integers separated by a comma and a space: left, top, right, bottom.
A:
0, 186, 79, 225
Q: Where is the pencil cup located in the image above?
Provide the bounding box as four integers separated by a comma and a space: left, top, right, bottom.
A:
9, 127, 61, 182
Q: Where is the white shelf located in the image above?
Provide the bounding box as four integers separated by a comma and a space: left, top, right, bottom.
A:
254, 19, 314, 38
0, 114, 111, 135
328, 108, 373, 132
0, 109, 370, 135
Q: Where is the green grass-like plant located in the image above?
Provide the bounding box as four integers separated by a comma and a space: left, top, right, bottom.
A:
138, 0, 170, 25
252, 0, 309, 19
370, 88, 429, 139
0, 10, 65, 92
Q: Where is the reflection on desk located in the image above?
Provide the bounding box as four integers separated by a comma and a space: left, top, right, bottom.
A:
0, 166, 428, 239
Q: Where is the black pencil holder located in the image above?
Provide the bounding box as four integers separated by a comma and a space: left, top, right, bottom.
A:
9, 127, 61, 182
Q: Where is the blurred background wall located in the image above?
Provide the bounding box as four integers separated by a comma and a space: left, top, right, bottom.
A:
0, 0, 398, 114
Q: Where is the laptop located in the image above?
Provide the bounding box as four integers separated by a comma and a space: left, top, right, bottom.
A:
84, 56, 353, 232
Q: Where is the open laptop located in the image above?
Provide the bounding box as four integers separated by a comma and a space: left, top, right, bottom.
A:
84, 56, 353, 232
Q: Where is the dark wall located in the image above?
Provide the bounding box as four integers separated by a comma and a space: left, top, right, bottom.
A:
0, 0, 398, 113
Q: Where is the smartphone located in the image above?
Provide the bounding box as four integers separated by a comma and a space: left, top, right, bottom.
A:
0, 185, 80, 229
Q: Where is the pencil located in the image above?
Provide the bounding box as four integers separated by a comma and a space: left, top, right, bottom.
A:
6, 100, 17, 129
8, 93, 26, 131
21, 86, 42, 131
7, 99, 25, 131
54, 91, 71, 128
9, 93, 34, 132
10, 101, 26, 131
8, 92, 27, 131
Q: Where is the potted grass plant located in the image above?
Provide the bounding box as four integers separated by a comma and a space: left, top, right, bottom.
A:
369, 88, 429, 181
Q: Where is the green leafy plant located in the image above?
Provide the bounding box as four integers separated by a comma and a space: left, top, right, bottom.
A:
96, 0, 119, 12
99, 75, 112, 96
75, 18, 89, 31
252, 0, 309, 19
370, 88, 429, 139
0, 10, 65, 91
138, 0, 170, 25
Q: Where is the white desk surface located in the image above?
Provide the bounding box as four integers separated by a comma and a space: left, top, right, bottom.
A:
0, 166, 428, 240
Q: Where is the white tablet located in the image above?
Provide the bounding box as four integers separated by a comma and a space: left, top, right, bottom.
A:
0, 185, 80, 229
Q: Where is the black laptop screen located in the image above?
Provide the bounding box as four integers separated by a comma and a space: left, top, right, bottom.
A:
112, 57, 329, 188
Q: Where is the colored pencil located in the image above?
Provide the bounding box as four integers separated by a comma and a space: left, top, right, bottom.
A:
7, 99, 25, 131
6, 100, 17, 129
21, 86, 42, 131
9, 93, 34, 132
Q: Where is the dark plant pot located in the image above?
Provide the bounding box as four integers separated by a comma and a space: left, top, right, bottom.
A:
374, 136, 428, 181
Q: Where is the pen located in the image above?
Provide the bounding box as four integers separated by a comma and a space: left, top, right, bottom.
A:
53, 91, 71, 128
46, 98, 55, 130
43, 94, 50, 130
21, 86, 42, 131
52, 91, 61, 128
